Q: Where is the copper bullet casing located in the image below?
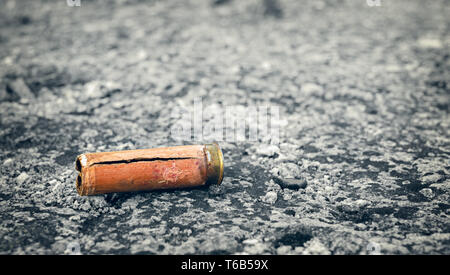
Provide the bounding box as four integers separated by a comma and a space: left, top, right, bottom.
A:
75, 143, 224, 196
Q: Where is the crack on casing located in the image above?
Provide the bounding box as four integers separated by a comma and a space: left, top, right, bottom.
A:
90, 157, 197, 166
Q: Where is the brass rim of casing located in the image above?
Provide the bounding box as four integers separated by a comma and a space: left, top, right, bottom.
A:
205, 143, 224, 185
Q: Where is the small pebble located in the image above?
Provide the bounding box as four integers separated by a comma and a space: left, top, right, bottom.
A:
3, 158, 13, 167
243, 239, 259, 245
261, 191, 278, 204
419, 188, 434, 199
417, 38, 443, 49
273, 177, 307, 190
256, 145, 279, 157
239, 180, 253, 188
301, 83, 323, 95
16, 172, 29, 185
421, 173, 442, 184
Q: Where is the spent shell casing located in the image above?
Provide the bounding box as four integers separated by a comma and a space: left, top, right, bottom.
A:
75, 143, 224, 196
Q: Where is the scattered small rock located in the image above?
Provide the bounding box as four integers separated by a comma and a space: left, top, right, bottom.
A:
239, 180, 253, 188
419, 188, 434, 199
430, 182, 450, 192
256, 144, 280, 157
16, 172, 30, 185
261, 191, 277, 204
80, 201, 91, 211
283, 193, 293, 201
338, 199, 370, 213
276, 245, 292, 254
421, 173, 442, 184
272, 162, 302, 178
242, 239, 259, 245
300, 83, 323, 96
417, 38, 443, 49
265, 179, 281, 192
3, 158, 13, 167
302, 239, 330, 255
273, 177, 307, 190
51, 180, 63, 193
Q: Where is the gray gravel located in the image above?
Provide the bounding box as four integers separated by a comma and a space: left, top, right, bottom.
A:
0, 0, 449, 254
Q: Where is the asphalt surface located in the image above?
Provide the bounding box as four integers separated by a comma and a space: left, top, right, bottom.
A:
0, 0, 449, 254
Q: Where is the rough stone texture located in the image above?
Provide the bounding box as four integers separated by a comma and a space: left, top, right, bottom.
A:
0, 0, 449, 254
